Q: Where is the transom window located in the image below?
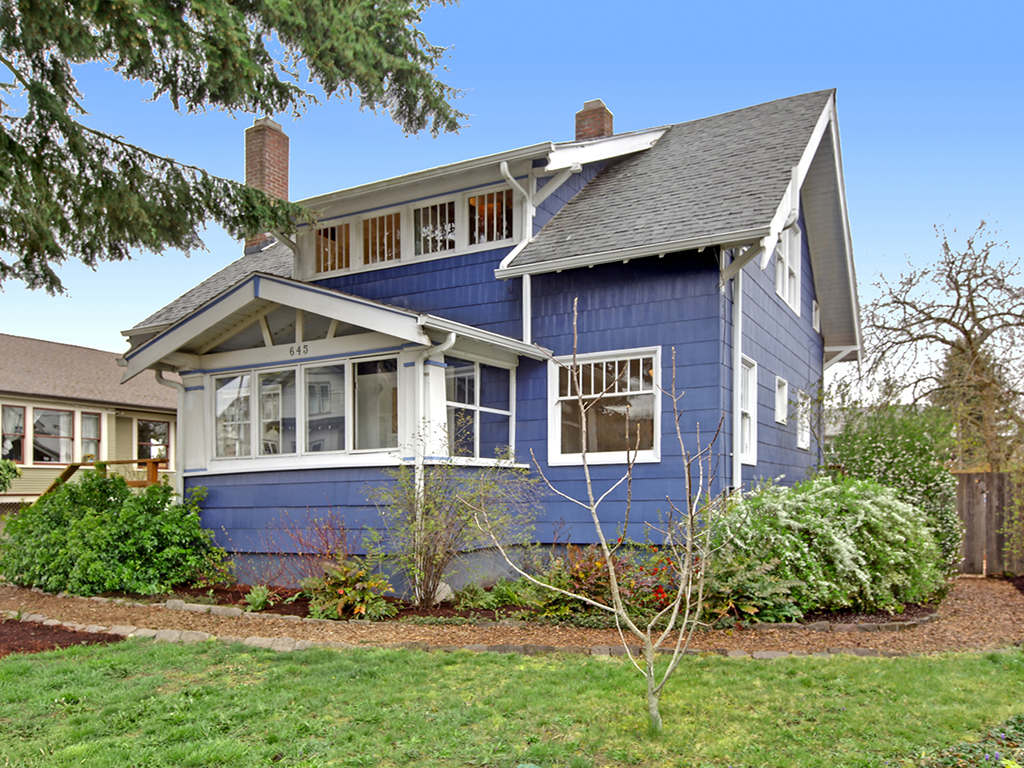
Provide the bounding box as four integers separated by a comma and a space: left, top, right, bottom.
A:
444, 357, 512, 458
213, 357, 398, 459
549, 349, 660, 465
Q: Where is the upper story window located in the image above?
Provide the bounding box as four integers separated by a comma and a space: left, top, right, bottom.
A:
2, 405, 25, 463
775, 226, 801, 315
549, 348, 660, 466
310, 185, 516, 277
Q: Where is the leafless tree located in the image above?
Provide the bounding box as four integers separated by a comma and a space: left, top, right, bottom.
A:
866, 222, 1024, 470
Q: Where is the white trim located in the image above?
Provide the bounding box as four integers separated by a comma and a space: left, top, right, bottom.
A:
775, 376, 788, 424
544, 128, 667, 171
739, 356, 757, 466
812, 300, 821, 333
547, 346, 661, 467
797, 390, 811, 450
774, 224, 802, 315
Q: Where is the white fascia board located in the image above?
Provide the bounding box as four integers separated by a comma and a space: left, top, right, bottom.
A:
544, 128, 668, 172
496, 227, 771, 280
298, 142, 555, 210
419, 315, 552, 361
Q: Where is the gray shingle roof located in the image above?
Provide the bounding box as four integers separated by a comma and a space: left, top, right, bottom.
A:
0, 334, 177, 410
508, 90, 834, 270
130, 241, 293, 333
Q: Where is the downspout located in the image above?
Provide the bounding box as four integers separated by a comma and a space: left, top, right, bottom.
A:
731, 268, 743, 492
154, 371, 184, 497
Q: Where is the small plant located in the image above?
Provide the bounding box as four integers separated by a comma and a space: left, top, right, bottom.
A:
0, 459, 20, 494
300, 558, 397, 621
701, 547, 804, 626
243, 584, 277, 612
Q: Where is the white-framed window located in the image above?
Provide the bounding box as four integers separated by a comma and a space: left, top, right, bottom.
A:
214, 357, 399, 459
81, 412, 101, 462
307, 185, 516, 277
33, 408, 73, 464
775, 377, 788, 424
812, 299, 821, 333
797, 390, 811, 450
445, 357, 513, 459
775, 225, 801, 314
740, 357, 757, 465
549, 347, 660, 466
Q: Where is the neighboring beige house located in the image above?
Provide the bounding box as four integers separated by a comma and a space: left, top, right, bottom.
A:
0, 334, 178, 512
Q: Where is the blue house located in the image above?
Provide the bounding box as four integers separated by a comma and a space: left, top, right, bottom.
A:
120, 90, 860, 554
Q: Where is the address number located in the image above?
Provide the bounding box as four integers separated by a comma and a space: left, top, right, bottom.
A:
289, 344, 310, 357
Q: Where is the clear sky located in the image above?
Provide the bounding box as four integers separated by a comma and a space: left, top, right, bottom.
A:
2, 0, 1021, 354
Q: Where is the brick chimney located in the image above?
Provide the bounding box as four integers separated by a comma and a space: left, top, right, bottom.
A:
575, 99, 613, 141
244, 116, 289, 252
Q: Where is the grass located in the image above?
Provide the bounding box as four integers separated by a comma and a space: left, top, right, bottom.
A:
0, 640, 1021, 767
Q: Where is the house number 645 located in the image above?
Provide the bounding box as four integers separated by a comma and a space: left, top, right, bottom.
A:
289, 344, 309, 357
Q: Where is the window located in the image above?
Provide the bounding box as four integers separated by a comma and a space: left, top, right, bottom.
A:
215, 375, 251, 457
33, 408, 73, 463
797, 390, 811, 450
740, 357, 757, 465
315, 223, 350, 273
414, 201, 456, 255
305, 365, 345, 452
551, 349, 659, 464
445, 357, 513, 458
82, 413, 101, 462
138, 420, 170, 467
468, 189, 514, 245
259, 370, 296, 455
363, 212, 401, 264
775, 226, 801, 314
812, 300, 821, 333
775, 377, 788, 424
354, 359, 399, 450
1, 406, 24, 463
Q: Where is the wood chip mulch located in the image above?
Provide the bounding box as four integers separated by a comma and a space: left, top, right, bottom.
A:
1, 576, 1022, 659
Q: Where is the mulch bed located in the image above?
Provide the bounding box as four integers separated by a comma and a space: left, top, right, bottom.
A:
0, 620, 124, 659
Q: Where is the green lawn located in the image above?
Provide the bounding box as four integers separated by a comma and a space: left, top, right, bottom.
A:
0, 640, 1021, 767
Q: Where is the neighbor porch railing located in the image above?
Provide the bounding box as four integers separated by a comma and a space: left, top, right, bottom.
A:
37, 459, 166, 501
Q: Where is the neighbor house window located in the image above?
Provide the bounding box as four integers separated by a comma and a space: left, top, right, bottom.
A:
775, 226, 801, 314
550, 349, 659, 465
797, 390, 811, 450
414, 200, 456, 255
81, 413, 101, 462
259, 370, 296, 455
354, 359, 399, 450
775, 377, 788, 424
33, 408, 73, 463
468, 189, 513, 245
138, 420, 170, 467
740, 357, 757, 465
1, 405, 25, 463
215, 375, 251, 458
363, 212, 401, 264
445, 357, 513, 458
315, 223, 350, 273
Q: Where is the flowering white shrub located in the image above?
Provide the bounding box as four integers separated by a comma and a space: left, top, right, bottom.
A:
721, 477, 947, 612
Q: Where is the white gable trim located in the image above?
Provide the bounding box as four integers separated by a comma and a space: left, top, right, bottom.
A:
544, 128, 668, 172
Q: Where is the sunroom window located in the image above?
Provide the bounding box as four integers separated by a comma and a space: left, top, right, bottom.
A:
215, 375, 251, 458
363, 212, 401, 264
305, 365, 345, 452
315, 223, 350, 273
414, 200, 456, 255
353, 359, 399, 450
468, 189, 513, 245
551, 349, 659, 464
259, 370, 296, 455
445, 357, 512, 458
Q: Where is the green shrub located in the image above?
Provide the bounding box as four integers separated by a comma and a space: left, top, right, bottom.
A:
701, 547, 804, 625
0, 459, 19, 494
299, 558, 396, 620
721, 476, 946, 613
0, 471, 230, 595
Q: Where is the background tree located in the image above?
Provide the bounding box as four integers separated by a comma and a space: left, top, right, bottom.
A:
866, 222, 1024, 470
0, 0, 464, 294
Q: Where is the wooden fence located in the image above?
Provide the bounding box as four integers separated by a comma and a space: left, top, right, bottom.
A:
956, 472, 1024, 575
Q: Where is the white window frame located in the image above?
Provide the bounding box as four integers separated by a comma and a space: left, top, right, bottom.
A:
444, 357, 514, 459
775, 225, 801, 315
305, 183, 518, 279
547, 347, 661, 467
812, 299, 821, 333
797, 390, 811, 450
740, 356, 757, 466
774, 376, 788, 424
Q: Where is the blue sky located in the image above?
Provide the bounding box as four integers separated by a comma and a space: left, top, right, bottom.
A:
2, 0, 1021, 354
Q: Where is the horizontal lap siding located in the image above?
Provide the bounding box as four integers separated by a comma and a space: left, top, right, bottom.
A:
523, 252, 729, 544
738, 209, 824, 487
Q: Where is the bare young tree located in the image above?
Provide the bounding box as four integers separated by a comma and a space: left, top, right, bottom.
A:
867, 222, 1024, 470
473, 302, 727, 733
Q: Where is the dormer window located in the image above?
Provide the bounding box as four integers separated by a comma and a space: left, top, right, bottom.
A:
308, 185, 516, 278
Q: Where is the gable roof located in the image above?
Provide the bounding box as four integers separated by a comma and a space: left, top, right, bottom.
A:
500, 90, 835, 275
0, 334, 177, 411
